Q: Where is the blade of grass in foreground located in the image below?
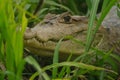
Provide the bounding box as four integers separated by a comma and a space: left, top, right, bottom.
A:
86, 0, 117, 53
25, 56, 50, 80
68, 0, 79, 14
52, 38, 63, 79
86, 0, 92, 15
0, 0, 28, 80
85, 0, 100, 52
0, 0, 15, 80
42, 62, 117, 75
15, 12, 27, 80
58, 53, 72, 78
93, 0, 117, 35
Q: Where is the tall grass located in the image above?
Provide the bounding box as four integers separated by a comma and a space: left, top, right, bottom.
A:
0, 0, 27, 80
84, 0, 118, 62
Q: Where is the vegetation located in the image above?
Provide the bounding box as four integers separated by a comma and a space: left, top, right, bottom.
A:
0, 0, 120, 80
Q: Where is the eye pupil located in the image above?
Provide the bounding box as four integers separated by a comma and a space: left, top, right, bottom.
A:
63, 16, 71, 23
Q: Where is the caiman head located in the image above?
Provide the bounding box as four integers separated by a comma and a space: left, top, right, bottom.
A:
24, 12, 106, 57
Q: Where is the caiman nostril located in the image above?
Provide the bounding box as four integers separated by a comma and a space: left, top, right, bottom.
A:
24, 28, 36, 39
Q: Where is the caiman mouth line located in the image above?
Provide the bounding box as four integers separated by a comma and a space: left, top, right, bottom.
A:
26, 43, 85, 56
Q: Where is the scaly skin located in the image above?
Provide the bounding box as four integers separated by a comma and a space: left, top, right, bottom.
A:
24, 12, 106, 57
24, 6, 120, 57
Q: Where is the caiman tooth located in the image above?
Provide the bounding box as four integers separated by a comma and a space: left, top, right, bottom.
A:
35, 36, 43, 43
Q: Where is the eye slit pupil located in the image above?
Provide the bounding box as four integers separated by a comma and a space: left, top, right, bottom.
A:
63, 16, 71, 23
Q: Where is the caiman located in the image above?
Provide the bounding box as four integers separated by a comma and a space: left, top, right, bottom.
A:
24, 6, 120, 58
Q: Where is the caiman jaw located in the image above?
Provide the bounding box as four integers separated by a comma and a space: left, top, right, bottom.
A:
24, 27, 105, 57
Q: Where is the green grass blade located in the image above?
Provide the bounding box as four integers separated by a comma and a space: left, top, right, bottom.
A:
117, 3, 120, 17
86, 0, 92, 12
67, 0, 79, 14
93, 0, 117, 35
58, 53, 72, 78
0, 0, 32, 80
43, 62, 117, 75
25, 56, 50, 80
0, 0, 14, 79
44, 0, 73, 14
52, 38, 63, 78
85, 0, 100, 52
89, 0, 117, 48
101, 0, 110, 11
29, 72, 39, 80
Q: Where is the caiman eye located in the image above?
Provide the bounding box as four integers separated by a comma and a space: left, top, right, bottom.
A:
63, 15, 72, 23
